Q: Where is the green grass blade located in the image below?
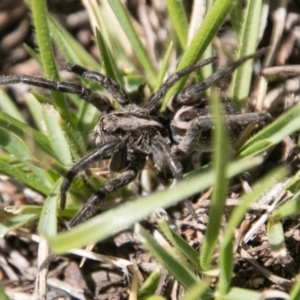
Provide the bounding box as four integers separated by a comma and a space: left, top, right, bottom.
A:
138, 268, 161, 300
0, 285, 9, 300
38, 180, 61, 236
47, 15, 100, 68
108, 0, 157, 86
42, 104, 72, 165
200, 91, 229, 271
180, 281, 211, 300
238, 103, 300, 158
95, 28, 121, 84
267, 220, 286, 256
0, 90, 25, 122
217, 167, 287, 295
0, 129, 52, 187
24, 44, 41, 64
46, 157, 261, 253
157, 219, 199, 269
0, 160, 51, 195
161, 0, 236, 110
230, 0, 263, 106
0, 110, 57, 159
290, 277, 300, 300
270, 196, 300, 222
0, 214, 39, 238
5, 205, 42, 215
75, 102, 98, 140
29, 0, 72, 124
25, 93, 48, 134
136, 224, 199, 290
154, 41, 173, 92
166, 0, 188, 49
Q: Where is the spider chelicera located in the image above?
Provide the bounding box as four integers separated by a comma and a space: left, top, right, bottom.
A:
0, 49, 271, 228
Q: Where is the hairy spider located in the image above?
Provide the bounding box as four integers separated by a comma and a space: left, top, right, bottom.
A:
0, 49, 271, 228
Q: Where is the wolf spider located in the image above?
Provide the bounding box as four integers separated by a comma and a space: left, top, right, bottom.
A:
0, 49, 271, 228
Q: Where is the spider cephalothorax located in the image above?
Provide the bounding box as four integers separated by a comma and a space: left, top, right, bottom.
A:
0, 49, 271, 228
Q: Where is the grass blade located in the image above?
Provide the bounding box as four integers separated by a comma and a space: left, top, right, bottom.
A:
217, 167, 287, 295
95, 28, 121, 84
0, 160, 51, 195
166, 0, 188, 49
238, 102, 300, 158
0, 129, 52, 186
138, 268, 161, 299
135, 224, 199, 289
0, 90, 25, 122
0, 214, 39, 238
0, 110, 54, 159
46, 156, 262, 253
230, 0, 264, 106
200, 91, 229, 271
108, 0, 157, 86
47, 15, 100, 68
29, 0, 72, 124
162, 0, 236, 110
42, 104, 72, 165
157, 219, 199, 269
38, 180, 61, 236
154, 41, 173, 92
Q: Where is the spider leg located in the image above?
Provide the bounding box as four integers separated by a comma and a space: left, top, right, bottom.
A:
60, 138, 124, 210
0, 75, 113, 112
145, 57, 216, 112
172, 112, 272, 159
151, 135, 182, 179
150, 136, 199, 220
64, 63, 129, 106
67, 154, 145, 228
173, 48, 268, 106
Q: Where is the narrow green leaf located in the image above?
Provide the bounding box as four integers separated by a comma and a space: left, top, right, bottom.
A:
29, 0, 72, 124
24, 44, 41, 64
270, 197, 300, 222
181, 281, 211, 300
47, 15, 99, 68
0, 89, 25, 122
42, 104, 72, 165
154, 41, 173, 92
238, 102, 300, 158
231, 0, 263, 106
4, 205, 42, 215
25, 93, 48, 134
0, 160, 51, 195
0, 214, 38, 238
0, 129, 52, 187
95, 28, 120, 84
108, 0, 157, 86
157, 219, 199, 269
166, 0, 188, 49
162, 0, 236, 110
136, 224, 199, 289
138, 268, 161, 300
217, 167, 288, 295
0, 111, 55, 157
267, 220, 286, 256
290, 278, 300, 300
200, 91, 229, 271
46, 157, 262, 253
0, 285, 9, 300
38, 180, 61, 236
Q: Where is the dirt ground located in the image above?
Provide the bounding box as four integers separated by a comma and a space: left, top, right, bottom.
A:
1, 1, 300, 299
